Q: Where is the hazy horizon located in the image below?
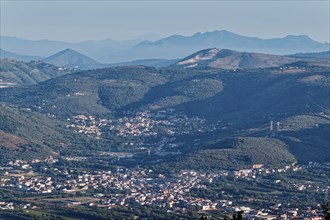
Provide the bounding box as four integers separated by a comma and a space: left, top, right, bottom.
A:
1, 1, 329, 43
1, 29, 329, 45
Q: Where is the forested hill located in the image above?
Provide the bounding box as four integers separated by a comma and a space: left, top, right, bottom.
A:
1, 64, 329, 165
0, 59, 74, 87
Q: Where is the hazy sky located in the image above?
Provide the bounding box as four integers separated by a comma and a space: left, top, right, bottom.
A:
1, 1, 329, 43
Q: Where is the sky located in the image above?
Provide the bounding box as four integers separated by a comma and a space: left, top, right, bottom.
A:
1, 1, 329, 43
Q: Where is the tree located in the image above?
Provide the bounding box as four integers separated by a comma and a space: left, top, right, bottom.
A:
233, 210, 244, 220
321, 202, 330, 220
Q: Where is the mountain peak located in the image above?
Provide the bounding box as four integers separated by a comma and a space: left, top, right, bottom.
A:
284, 34, 309, 38
63, 48, 75, 52
58, 48, 81, 55
136, 40, 154, 47
174, 48, 297, 69
213, 29, 232, 34
282, 34, 317, 43
43, 48, 100, 69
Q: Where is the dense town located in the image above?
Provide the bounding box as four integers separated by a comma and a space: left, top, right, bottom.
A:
1, 108, 329, 219
66, 110, 220, 139
1, 157, 328, 219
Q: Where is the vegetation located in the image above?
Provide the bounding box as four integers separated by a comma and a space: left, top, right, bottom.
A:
156, 137, 296, 171
321, 202, 330, 220
1, 65, 329, 165
0, 104, 90, 160
0, 59, 74, 86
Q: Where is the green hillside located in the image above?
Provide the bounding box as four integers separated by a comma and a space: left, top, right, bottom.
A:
1, 65, 329, 165
0, 104, 87, 160
277, 115, 330, 163
164, 137, 296, 171
0, 59, 74, 87
1, 66, 172, 117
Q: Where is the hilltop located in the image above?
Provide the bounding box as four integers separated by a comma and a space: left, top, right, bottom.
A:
168, 137, 297, 171
171, 48, 298, 69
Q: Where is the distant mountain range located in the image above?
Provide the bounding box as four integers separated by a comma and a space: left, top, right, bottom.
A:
108, 58, 179, 68
289, 50, 330, 59
134, 30, 329, 59
0, 36, 140, 63
1, 47, 329, 76
1, 30, 329, 63
0, 48, 43, 62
